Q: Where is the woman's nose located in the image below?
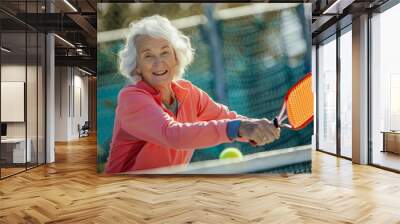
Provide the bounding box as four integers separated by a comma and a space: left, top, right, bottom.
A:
153, 57, 164, 66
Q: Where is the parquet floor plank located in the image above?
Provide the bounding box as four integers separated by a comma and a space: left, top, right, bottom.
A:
0, 135, 399, 223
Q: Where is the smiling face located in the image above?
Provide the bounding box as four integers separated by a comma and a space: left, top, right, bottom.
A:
135, 35, 178, 89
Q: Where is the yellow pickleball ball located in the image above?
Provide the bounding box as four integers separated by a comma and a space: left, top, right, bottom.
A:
219, 147, 243, 160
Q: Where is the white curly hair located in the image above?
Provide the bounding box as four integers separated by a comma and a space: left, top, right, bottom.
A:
119, 15, 194, 83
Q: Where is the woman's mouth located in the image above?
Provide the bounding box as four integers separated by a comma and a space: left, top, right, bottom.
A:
152, 70, 168, 76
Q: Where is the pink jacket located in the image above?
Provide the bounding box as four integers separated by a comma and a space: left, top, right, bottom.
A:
104, 79, 244, 173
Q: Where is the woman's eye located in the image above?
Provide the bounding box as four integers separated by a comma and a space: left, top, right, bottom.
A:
161, 51, 169, 55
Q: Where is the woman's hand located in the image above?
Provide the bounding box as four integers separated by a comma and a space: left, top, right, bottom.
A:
238, 119, 280, 146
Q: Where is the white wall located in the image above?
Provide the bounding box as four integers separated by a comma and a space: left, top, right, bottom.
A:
1, 65, 26, 140
55, 67, 69, 141
71, 72, 89, 139
75, 71, 89, 138
1, 65, 26, 81
1, 65, 35, 137
54, 67, 89, 141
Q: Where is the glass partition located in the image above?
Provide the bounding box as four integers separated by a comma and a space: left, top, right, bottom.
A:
1, 30, 28, 177
317, 36, 337, 155
0, 1, 46, 179
339, 28, 352, 158
371, 3, 400, 171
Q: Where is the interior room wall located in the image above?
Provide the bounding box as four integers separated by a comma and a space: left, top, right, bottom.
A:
54, 66, 70, 141
54, 67, 89, 141
1, 65, 37, 139
71, 72, 89, 138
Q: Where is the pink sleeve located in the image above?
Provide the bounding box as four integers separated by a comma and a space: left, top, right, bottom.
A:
192, 86, 249, 143
194, 86, 248, 121
117, 89, 233, 150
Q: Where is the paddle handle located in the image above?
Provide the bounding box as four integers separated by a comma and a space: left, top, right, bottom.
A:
273, 117, 280, 128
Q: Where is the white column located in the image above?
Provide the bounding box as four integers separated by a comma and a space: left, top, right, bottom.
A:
352, 14, 369, 164
46, 33, 55, 163
45, 1, 55, 163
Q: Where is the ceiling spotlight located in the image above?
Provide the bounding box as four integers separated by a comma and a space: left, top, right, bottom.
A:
1, 47, 11, 53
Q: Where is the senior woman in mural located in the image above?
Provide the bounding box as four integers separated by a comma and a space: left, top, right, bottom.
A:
104, 15, 280, 173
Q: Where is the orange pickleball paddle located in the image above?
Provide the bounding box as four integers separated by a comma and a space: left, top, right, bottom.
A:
273, 73, 313, 130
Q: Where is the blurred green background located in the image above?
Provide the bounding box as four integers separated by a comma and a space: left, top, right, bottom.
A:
97, 3, 312, 173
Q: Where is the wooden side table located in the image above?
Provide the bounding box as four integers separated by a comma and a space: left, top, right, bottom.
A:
381, 131, 400, 154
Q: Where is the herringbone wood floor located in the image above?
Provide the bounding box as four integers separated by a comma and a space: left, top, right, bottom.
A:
1, 135, 400, 224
